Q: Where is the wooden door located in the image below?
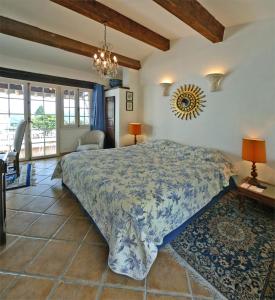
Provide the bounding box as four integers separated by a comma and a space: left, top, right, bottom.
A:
105, 96, 115, 148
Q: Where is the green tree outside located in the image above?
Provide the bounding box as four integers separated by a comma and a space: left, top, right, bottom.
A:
32, 106, 56, 136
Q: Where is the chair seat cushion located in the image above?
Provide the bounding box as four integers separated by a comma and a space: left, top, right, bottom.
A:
77, 144, 100, 151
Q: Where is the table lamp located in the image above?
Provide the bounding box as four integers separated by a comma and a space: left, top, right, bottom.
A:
128, 123, 142, 144
242, 138, 266, 187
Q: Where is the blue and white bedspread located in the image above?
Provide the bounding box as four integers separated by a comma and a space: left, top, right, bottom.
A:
53, 140, 233, 280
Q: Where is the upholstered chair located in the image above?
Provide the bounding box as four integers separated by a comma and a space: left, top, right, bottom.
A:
7, 120, 27, 176
76, 130, 105, 151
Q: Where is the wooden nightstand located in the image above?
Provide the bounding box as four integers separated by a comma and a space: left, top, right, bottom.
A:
233, 175, 275, 210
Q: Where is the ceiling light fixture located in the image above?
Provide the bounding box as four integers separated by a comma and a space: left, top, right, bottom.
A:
93, 24, 118, 78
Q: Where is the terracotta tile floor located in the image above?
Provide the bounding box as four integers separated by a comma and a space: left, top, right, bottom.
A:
0, 158, 214, 300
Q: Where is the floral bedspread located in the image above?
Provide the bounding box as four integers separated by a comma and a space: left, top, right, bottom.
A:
53, 140, 233, 280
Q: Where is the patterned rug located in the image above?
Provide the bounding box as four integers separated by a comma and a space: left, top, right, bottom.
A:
6, 163, 34, 190
169, 191, 274, 300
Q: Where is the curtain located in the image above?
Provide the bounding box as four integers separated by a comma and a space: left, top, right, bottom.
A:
90, 84, 105, 131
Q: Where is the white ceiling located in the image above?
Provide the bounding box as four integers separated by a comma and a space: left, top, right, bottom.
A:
1, 0, 275, 70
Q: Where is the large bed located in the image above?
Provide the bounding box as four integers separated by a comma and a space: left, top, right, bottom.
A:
53, 140, 233, 280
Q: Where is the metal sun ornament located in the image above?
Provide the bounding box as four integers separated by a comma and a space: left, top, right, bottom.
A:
93, 24, 118, 78
171, 84, 206, 120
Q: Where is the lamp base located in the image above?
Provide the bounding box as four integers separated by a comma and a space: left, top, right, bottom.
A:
248, 162, 266, 189
247, 177, 267, 189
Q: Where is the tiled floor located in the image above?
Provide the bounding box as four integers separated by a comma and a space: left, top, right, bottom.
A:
0, 158, 214, 300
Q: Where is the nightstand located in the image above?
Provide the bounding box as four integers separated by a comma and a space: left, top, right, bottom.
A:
233, 175, 275, 210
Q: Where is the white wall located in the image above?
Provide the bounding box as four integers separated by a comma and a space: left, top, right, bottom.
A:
140, 18, 275, 184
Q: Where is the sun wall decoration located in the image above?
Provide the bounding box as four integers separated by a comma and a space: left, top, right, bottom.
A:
171, 84, 206, 120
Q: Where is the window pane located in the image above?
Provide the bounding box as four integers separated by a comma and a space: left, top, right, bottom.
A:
44, 101, 56, 114
85, 117, 89, 125
31, 86, 43, 100
0, 83, 8, 98
9, 115, 24, 129
69, 117, 75, 125
0, 98, 9, 113
0, 115, 10, 125
79, 116, 85, 125
79, 99, 84, 108
64, 108, 70, 117
10, 99, 24, 114
45, 142, 56, 155
69, 108, 75, 117
32, 143, 44, 157
9, 84, 23, 99
70, 99, 75, 108
64, 117, 70, 125
64, 98, 70, 107
79, 108, 84, 117
31, 101, 44, 115
44, 88, 56, 101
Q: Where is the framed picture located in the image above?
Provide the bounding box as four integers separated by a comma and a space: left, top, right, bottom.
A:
126, 91, 133, 101
126, 100, 133, 111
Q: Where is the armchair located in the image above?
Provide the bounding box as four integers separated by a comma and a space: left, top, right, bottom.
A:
7, 120, 27, 176
76, 130, 105, 152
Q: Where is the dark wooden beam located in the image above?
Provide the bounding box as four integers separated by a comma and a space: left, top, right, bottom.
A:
0, 67, 96, 89
153, 0, 225, 43
0, 16, 141, 70
50, 0, 170, 51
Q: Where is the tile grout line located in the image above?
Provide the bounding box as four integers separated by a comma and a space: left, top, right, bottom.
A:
144, 276, 147, 300
95, 266, 109, 300
46, 220, 93, 300
0, 274, 19, 299
186, 268, 194, 300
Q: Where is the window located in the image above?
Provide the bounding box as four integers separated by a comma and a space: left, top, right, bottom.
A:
0, 82, 25, 158
63, 89, 76, 126
62, 88, 91, 127
79, 90, 90, 126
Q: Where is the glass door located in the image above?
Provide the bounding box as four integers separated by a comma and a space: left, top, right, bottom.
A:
0, 81, 26, 159
29, 85, 57, 158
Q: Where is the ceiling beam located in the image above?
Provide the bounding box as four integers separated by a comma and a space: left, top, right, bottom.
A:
0, 16, 141, 70
50, 0, 170, 51
153, 0, 225, 43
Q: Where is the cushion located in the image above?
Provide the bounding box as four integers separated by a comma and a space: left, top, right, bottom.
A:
76, 144, 100, 151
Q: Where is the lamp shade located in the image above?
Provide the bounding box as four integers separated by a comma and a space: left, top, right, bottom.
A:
128, 123, 142, 135
242, 138, 266, 163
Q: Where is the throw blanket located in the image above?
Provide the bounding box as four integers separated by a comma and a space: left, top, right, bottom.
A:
53, 140, 233, 279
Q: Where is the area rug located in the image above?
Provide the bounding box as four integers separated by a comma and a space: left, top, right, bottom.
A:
6, 163, 34, 190
169, 191, 274, 300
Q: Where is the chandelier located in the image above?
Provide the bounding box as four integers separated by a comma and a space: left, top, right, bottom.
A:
93, 24, 118, 78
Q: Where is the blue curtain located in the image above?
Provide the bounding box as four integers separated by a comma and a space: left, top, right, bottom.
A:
90, 84, 105, 131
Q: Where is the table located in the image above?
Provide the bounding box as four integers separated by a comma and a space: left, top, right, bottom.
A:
233, 175, 275, 210
0, 152, 8, 245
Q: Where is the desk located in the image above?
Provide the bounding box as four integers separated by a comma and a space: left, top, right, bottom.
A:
0, 153, 8, 245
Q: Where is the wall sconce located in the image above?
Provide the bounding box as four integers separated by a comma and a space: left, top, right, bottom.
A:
160, 82, 173, 96
205, 73, 225, 92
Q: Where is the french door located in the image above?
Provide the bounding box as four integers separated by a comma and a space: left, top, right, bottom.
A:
0, 78, 60, 160
29, 84, 58, 159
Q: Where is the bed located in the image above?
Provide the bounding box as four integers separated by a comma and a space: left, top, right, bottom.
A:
53, 140, 233, 280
